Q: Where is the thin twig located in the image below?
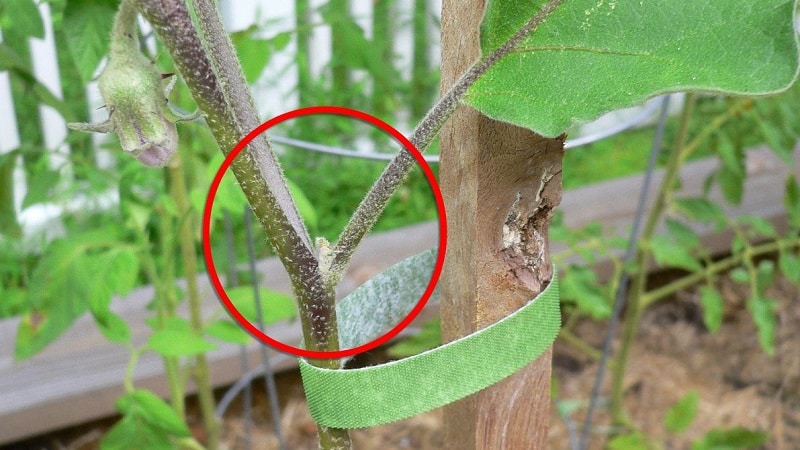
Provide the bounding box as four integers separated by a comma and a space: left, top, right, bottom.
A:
328, 0, 566, 284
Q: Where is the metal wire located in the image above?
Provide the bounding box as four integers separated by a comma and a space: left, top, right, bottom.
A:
263, 96, 667, 162
221, 211, 252, 450
576, 95, 672, 449
244, 208, 287, 450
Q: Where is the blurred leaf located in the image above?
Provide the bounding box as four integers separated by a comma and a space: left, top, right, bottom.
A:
231, 27, 271, 83
468, 0, 798, 137
699, 286, 723, 333
92, 310, 131, 343
227, 286, 297, 325
101, 414, 173, 450
386, 317, 441, 358
0, 43, 78, 120
665, 219, 700, 249
115, 390, 191, 436
287, 178, 318, 232
665, 390, 699, 434
319, 4, 396, 85
15, 233, 124, 359
608, 433, 651, 450
737, 215, 776, 239
717, 165, 743, 205
715, 134, 744, 177
63, 0, 118, 83
0, 0, 44, 39
778, 252, 800, 285
729, 267, 749, 284
755, 260, 775, 295
21, 165, 60, 208
758, 117, 794, 164
784, 175, 800, 230
673, 198, 726, 230
691, 427, 768, 450
561, 265, 610, 319
149, 328, 217, 356
649, 235, 702, 271
747, 296, 776, 356
205, 319, 251, 345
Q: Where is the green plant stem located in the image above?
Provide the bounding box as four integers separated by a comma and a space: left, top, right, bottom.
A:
641, 236, 800, 308
327, 0, 566, 284
609, 95, 752, 425
558, 329, 604, 361
133, 222, 185, 416
134, 1, 346, 447
168, 153, 219, 449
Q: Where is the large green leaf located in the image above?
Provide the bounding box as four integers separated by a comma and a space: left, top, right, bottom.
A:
468, 0, 799, 137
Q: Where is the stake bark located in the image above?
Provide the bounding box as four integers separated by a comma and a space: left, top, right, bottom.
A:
439, 1, 564, 448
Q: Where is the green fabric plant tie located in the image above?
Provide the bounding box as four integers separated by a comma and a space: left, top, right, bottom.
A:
299, 249, 561, 429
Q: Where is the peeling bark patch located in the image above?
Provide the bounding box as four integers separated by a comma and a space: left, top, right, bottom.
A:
501, 168, 560, 291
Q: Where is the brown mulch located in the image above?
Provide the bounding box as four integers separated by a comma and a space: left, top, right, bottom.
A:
8, 270, 799, 450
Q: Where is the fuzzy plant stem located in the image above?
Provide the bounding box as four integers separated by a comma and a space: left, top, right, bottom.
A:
134, 0, 341, 353
134, 0, 348, 447
326, 0, 565, 285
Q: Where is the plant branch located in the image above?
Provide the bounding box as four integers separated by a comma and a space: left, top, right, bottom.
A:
168, 154, 218, 448
135, 0, 342, 354
134, 1, 347, 447
327, 0, 566, 284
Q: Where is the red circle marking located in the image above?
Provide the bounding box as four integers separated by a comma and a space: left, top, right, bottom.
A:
202, 106, 447, 359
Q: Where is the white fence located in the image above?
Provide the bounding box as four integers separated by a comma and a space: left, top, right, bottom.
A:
0, 0, 442, 247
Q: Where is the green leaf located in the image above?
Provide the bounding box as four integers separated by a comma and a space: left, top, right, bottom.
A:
649, 235, 702, 272
560, 265, 610, 319
699, 286, 723, 333
287, 179, 319, 232
608, 432, 652, 450
717, 165, 744, 205
665, 390, 699, 434
63, 0, 119, 83
116, 390, 191, 436
665, 219, 700, 250
715, 134, 744, 177
778, 252, 800, 285
101, 414, 174, 450
673, 198, 727, 230
784, 175, 800, 230
93, 310, 131, 343
204, 319, 251, 345
231, 27, 271, 84
226, 286, 297, 325
758, 117, 794, 164
691, 427, 768, 450
737, 215, 776, 239
149, 328, 217, 356
15, 234, 122, 359
386, 317, 441, 358
468, 0, 799, 137
336, 249, 440, 352
755, 260, 775, 295
0, 0, 44, 39
729, 267, 749, 284
747, 296, 776, 356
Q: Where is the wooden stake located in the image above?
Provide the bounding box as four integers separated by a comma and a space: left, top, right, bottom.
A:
439, 1, 565, 448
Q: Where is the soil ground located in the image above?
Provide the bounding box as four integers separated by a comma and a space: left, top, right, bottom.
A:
6, 268, 799, 450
